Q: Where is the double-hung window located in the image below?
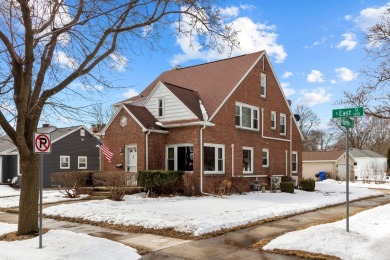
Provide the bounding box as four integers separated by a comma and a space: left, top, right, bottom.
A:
78, 156, 87, 169
166, 144, 193, 172
260, 73, 266, 98
262, 149, 269, 167
157, 98, 164, 118
292, 151, 298, 173
280, 113, 286, 135
60, 156, 70, 169
271, 111, 276, 130
243, 147, 253, 174
204, 144, 225, 174
235, 102, 259, 130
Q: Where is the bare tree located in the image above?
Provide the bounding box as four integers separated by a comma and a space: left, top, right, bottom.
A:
341, 8, 390, 119
90, 103, 114, 130
293, 105, 320, 150
0, 0, 238, 235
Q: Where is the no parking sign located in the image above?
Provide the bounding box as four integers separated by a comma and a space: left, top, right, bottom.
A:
34, 133, 52, 154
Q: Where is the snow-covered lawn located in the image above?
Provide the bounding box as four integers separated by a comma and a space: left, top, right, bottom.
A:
0, 222, 141, 260
44, 180, 383, 237
0, 187, 86, 209
263, 203, 390, 260
349, 180, 390, 190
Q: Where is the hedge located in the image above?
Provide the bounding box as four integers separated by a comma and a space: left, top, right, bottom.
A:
280, 181, 295, 193
299, 179, 316, 191
51, 171, 91, 198
138, 170, 184, 195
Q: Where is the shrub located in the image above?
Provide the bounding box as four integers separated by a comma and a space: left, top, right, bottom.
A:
299, 179, 316, 192
93, 171, 129, 201
138, 170, 184, 195
51, 171, 90, 198
280, 181, 295, 193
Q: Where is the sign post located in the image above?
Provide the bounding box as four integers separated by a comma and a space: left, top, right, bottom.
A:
34, 133, 52, 249
332, 107, 363, 232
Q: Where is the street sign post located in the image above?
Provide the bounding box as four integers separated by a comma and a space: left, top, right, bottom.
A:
332, 107, 364, 118
332, 107, 364, 233
34, 133, 51, 249
341, 118, 354, 128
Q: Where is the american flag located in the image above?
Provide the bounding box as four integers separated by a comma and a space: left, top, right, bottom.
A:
98, 140, 113, 163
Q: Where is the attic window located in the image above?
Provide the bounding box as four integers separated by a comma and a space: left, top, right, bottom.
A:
80, 129, 85, 136
157, 98, 164, 118
260, 73, 266, 98
120, 116, 127, 127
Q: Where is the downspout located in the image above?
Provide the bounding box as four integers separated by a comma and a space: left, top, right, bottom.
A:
145, 130, 151, 170
285, 150, 288, 176
231, 144, 235, 177
290, 115, 293, 177
200, 124, 213, 196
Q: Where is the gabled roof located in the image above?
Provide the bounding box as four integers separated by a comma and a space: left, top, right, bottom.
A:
349, 148, 386, 159
0, 125, 94, 155
124, 104, 164, 130
163, 82, 203, 120
303, 150, 345, 161
121, 51, 265, 117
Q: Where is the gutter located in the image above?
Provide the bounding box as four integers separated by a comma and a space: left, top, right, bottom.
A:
156, 121, 215, 128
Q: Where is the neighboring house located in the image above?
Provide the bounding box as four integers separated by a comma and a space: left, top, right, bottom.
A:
350, 148, 387, 180
303, 148, 387, 181
302, 150, 355, 180
0, 125, 100, 187
101, 51, 303, 193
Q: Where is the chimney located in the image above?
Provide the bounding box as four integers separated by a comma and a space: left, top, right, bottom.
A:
42, 124, 50, 127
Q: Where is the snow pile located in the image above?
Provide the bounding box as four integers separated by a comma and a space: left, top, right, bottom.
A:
264, 203, 390, 260
0, 222, 140, 260
0, 186, 20, 197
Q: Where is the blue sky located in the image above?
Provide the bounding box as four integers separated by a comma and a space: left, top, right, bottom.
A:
58, 0, 390, 128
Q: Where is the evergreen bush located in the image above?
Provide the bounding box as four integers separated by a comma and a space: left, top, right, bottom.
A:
280, 181, 295, 193
138, 170, 184, 195
299, 179, 316, 191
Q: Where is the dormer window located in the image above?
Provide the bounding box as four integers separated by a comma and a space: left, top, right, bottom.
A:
260, 73, 266, 98
157, 98, 164, 118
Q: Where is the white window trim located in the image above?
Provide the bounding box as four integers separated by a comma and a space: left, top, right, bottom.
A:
262, 148, 269, 168
78, 156, 87, 169
292, 151, 298, 173
60, 155, 70, 169
280, 113, 287, 136
235, 102, 260, 131
204, 143, 225, 174
260, 73, 267, 98
157, 97, 164, 118
271, 111, 276, 130
165, 143, 194, 172
243, 146, 254, 174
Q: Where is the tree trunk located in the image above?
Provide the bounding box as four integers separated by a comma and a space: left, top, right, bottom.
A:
17, 151, 39, 235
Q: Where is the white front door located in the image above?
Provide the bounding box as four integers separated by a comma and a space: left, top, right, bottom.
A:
126, 146, 137, 173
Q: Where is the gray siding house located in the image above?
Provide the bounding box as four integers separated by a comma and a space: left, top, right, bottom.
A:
0, 125, 100, 187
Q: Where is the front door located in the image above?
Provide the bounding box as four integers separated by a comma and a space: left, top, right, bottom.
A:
126, 146, 137, 173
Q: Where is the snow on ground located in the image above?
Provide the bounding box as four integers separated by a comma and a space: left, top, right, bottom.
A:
0, 186, 20, 197
349, 180, 390, 190
44, 181, 383, 236
0, 222, 141, 260
0, 186, 86, 208
263, 203, 390, 260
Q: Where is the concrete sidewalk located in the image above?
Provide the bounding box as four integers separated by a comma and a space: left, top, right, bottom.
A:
1, 190, 390, 259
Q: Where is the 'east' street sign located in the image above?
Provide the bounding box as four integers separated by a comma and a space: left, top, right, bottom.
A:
332, 107, 364, 118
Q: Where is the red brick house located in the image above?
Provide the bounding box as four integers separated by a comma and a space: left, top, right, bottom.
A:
100, 51, 303, 194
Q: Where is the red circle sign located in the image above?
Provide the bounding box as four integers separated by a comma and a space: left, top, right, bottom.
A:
35, 134, 51, 152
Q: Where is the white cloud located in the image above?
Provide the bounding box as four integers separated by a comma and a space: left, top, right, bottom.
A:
307, 70, 324, 83
170, 6, 286, 65
354, 3, 390, 30
239, 4, 256, 11
335, 67, 358, 81
69, 82, 103, 91
282, 71, 293, 79
330, 79, 337, 84
296, 87, 332, 107
56, 51, 78, 69
122, 88, 139, 99
220, 6, 240, 18
280, 82, 295, 97
336, 33, 358, 51
109, 53, 127, 72
344, 15, 352, 21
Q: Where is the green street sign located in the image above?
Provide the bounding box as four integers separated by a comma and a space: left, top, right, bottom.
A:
332, 107, 364, 118
341, 118, 354, 128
